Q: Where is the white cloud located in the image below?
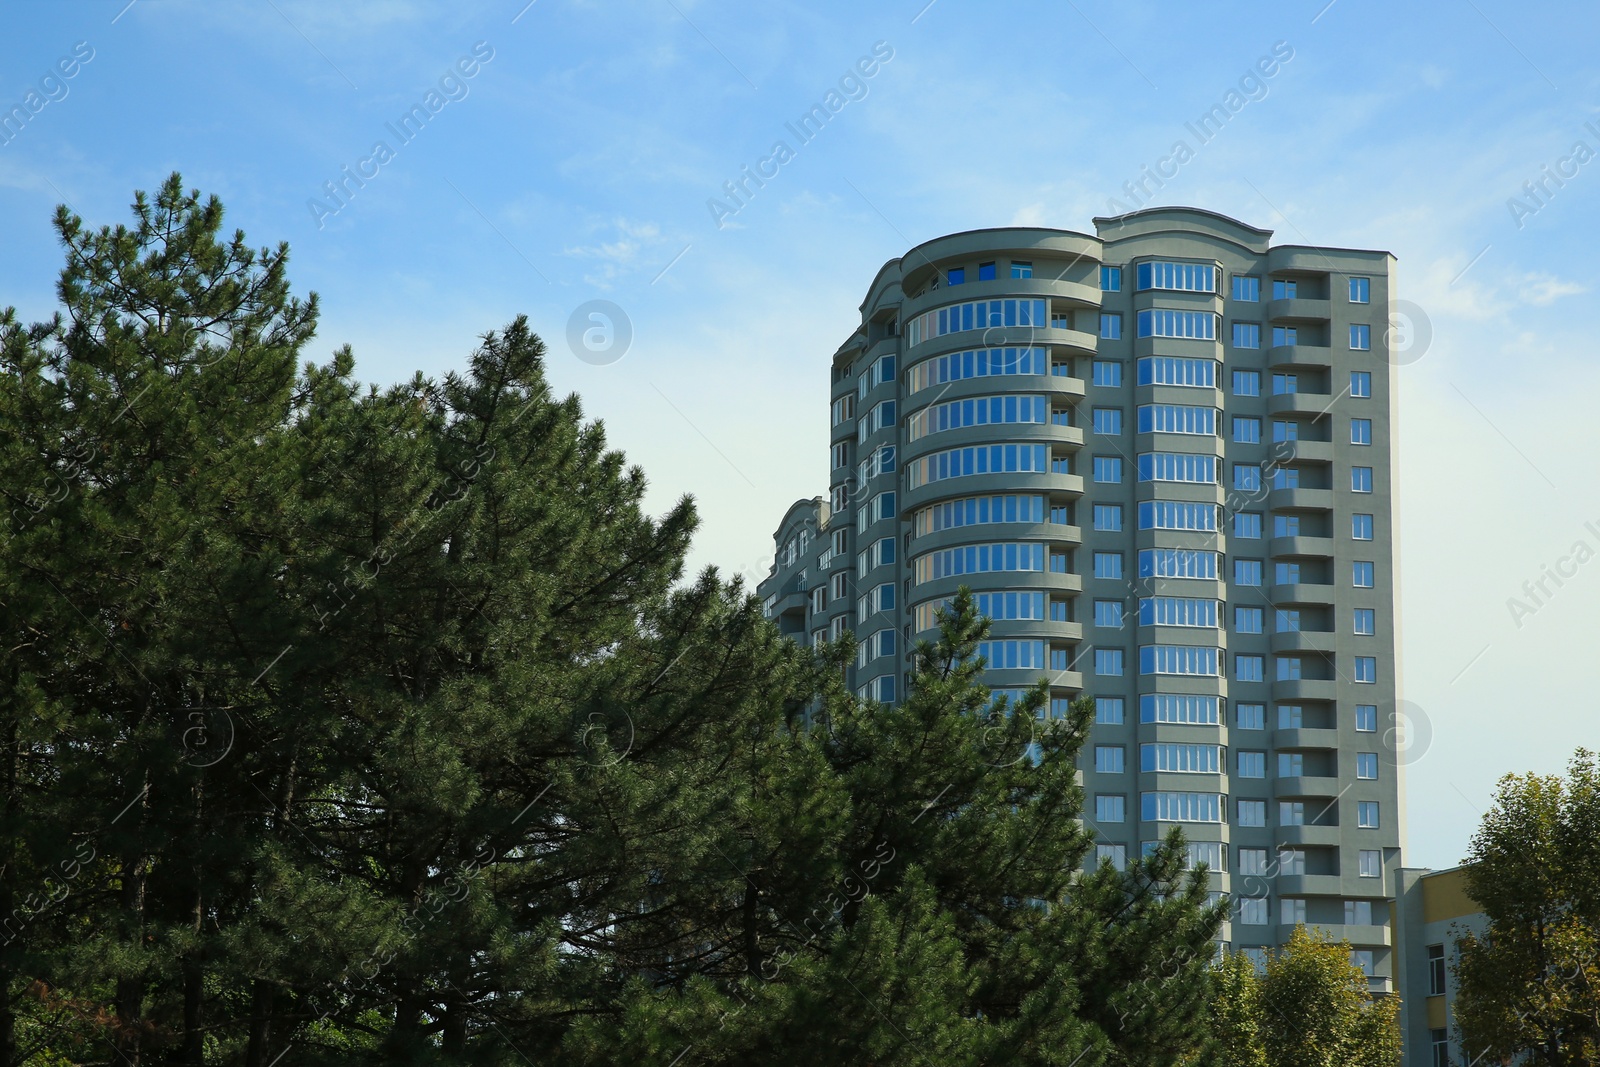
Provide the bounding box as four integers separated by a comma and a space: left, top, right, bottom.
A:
1517, 272, 1585, 305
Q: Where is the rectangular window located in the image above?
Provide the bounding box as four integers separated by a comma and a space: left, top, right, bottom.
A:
1350, 324, 1371, 350
1280, 801, 1305, 826
1137, 452, 1217, 484
1136, 261, 1216, 292
1137, 310, 1216, 340
912, 543, 1046, 584
1101, 265, 1122, 292
1185, 841, 1224, 871
1094, 600, 1124, 628
1100, 313, 1123, 339
1096, 843, 1127, 869
1138, 645, 1222, 676
975, 641, 1046, 670
1276, 657, 1302, 681
1283, 898, 1307, 924
1272, 279, 1298, 300
1094, 552, 1124, 580
1352, 466, 1373, 493
978, 261, 996, 282
1138, 549, 1219, 579
1095, 648, 1125, 676
1235, 606, 1263, 633
1236, 655, 1264, 682
1278, 705, 1303, 728
1232, 322, 1261, 349
1236, 703, 1265, 730
1271, 420, 1299, 443
1351, 418, 1372, 445
1274, 562, 1300, 585
1139, 694, 1220, 724
1137, 501, 1218, 532
1233, 275, 1260, 301
1351, 371, 1372, 398
1234, 464, 1262, 491
1093, 456, 1124, 484
1274, 514, 1300, 537
1095, 794, 1126, 822
1238, 848, 1268, 875
1353, 513, 1374, 540
1135, 356, 1217, 388
1272, 326, 1298, 347
1138, 597, 1219, 628
1427, 944, 1446, 995
1359, 850, 1382, 877
1352, 950, 1374, 976
1095, 746, 1125, 774
1137, 404, 1217, 435
1357, 752, 1379, 779
1140, 791, 1224, 823
1011, 261, 1033, 279
1234, 512, 1262, 538
1272, 373, 1298, 395
1276, 610, 1300, 633
1094, 504, 1123, 531
1233, 369, 1261, 396
1237, 751, 1265, 778
1356, 704, 1378, 732
1278, 752, 1303, 777
1235, 559, 1262, 586
947, 267, 965, 286
1355, 656, 1377, 683
1237, 800, 1266, 827
1093, 360, 1123, 387
1096, 697, 1125, 724
1353, 561, 1375, 588
1357, 801, 1380, 828
1233, 417, 1261, 443
1350, 277, 1370, 303
1354, 608, 1375, 635
1093, 408, 1123, 435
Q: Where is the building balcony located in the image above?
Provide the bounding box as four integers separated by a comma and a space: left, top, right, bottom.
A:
1267, 392, 1335, 417
1043, 325, 1100, 355
1266, 296, 1331, 323
1273, 873, 1346, 897
1284, 438, 1333, 464
1278, 922, 1390, 948
1272, 678, 1338, 701
1268, 583, 1335, 607
1266, 487, 1334, 512
1267, 345, 1332, 371
1269, 630, 1338, 655
1276, 823, 1343, 847
903, 471, 1084, 512
1273, 727, 1340, 751
985, 665, 1083, 693
1274, 775, 1342, 799
1268, 535, 1335, 559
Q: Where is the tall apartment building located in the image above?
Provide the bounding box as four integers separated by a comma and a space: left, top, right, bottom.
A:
758, 206, 1404, 990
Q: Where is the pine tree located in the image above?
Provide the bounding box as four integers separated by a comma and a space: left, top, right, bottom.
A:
0, 177, 1234, 1065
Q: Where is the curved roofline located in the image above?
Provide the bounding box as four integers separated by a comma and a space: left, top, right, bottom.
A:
1093, 205, 1273, 238
774, 496, 824, 538
1273, 242, 1398, 260
900, 225, 1099, 267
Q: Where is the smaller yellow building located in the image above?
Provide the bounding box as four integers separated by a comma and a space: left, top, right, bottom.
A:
1394, 865, 1487, 1066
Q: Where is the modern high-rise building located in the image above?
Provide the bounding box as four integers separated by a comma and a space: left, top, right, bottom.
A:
758, 206, 1404, 990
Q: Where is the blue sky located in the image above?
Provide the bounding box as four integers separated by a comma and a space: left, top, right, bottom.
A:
4, 0, 1599, 869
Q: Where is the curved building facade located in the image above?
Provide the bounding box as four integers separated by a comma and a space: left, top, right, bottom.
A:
758, 206, 1403, 991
